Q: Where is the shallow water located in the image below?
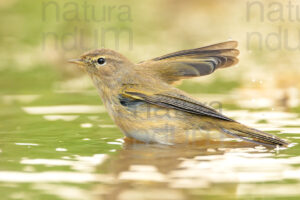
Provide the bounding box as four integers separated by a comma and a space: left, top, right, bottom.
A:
0, 92, 300, 200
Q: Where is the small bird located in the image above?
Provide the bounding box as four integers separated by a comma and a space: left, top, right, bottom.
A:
69, 41, 289, 148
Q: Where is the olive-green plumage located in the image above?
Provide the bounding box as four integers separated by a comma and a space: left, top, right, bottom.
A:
69, 41, 289, 147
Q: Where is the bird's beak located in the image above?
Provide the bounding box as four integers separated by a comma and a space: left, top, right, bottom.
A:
68, 58, 84, 65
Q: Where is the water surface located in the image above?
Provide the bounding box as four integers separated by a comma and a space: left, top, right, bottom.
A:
0, 92, 300, 200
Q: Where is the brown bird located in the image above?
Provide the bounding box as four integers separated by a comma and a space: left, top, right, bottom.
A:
69, 41, 289, 148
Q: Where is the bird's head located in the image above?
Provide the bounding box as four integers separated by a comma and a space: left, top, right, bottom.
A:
69, 49, 134, 84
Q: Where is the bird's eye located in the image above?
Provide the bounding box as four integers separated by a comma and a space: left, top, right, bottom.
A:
97, 57, 106, 65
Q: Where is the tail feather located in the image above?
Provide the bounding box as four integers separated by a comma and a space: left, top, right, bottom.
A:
221, 125, 289, 148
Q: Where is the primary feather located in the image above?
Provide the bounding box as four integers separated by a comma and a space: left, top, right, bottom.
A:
137, 41, 239, 84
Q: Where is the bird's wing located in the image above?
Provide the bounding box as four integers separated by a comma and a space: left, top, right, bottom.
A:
121, 86, 289, 147
137, 41, 239, 84
121, 85, 234, 122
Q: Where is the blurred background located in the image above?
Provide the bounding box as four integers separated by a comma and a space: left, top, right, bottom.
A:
1, 0, 299, 110
1, 0, 300, 200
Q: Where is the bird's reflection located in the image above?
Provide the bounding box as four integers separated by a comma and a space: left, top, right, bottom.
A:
115, 138, 256, 173
95, 139, 259, 200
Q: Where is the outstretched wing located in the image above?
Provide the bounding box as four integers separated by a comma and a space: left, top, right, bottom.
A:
137, 41, 239, 84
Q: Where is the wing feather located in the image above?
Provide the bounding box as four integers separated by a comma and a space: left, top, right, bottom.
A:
137, 41, 239, 84
123, 89, 234, 122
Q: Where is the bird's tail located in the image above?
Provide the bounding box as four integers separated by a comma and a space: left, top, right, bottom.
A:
220, 123, 289, 148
